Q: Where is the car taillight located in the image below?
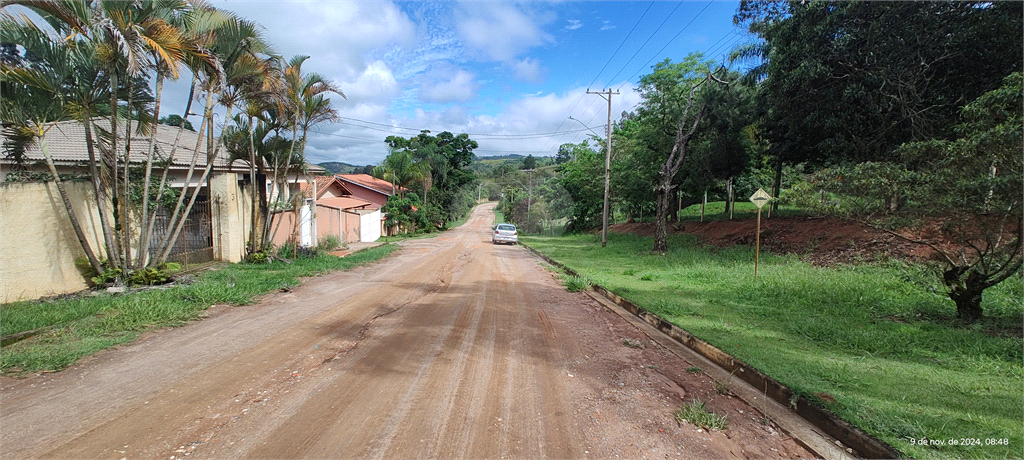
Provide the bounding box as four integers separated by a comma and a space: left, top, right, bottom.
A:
513, 232, 517, 235
495, 230, 499, 234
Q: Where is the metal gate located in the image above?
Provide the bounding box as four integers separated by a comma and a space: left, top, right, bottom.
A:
148, 199, 214, 268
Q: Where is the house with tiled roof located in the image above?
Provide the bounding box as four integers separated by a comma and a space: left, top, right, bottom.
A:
335, 173, 403, 208
284, 175, 381, 244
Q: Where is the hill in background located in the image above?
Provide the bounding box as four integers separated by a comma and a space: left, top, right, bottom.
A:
319, 162, 374, 175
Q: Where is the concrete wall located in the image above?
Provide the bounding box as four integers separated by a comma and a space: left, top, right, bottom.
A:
1, 173, 251, 303
1, 181, 106, 303
316, 206, 342, 242
209, 173, 250, 263
269, 210, 298, 247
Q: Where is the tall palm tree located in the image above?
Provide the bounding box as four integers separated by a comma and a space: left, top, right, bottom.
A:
273, 55, 342, 203
258, 55, 342, 248
135, 1, 223, 267
155, 14, 275, 264
1, 5, 109, 273
9, 0, 189, 271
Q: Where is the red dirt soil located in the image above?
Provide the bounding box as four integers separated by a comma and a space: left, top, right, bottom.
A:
610, 217, 936, 266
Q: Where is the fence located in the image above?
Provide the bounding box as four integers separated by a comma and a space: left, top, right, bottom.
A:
148, 199, 214, 268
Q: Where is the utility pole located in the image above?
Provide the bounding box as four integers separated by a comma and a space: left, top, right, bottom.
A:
521, 169, 535, 231
588, 88, 618, 247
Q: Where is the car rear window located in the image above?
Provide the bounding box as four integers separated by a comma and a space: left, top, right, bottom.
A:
497, 224, 516, 231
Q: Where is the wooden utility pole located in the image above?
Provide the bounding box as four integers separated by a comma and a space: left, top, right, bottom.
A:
588, 88, 619, 247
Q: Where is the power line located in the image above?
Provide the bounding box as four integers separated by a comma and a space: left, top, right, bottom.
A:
586, 1, 656, 90
530, 4, 660, 159
604, 1, 686, 85
617, 1, 715, 91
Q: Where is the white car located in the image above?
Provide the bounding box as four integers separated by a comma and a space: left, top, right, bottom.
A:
492, 223, 518, 245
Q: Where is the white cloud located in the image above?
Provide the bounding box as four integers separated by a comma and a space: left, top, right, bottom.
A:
600, 21, 616, 31
419, 69, 479, 104
455, 3, 553, 62
510, 58, 546, 84
338, 61, 402, 104
564, 19, 582, 31
214, 1, 416, 80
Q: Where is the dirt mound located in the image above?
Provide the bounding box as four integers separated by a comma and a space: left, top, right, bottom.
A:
611, 217, 936, 266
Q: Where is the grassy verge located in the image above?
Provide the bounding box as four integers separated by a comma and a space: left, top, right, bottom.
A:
677, 200, 807, 221
523, 232, 1023, 459
1, 244, 400, 375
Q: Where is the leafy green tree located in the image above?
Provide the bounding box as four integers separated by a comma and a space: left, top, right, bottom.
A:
552, 140, 603, 232
816, 73, 1022, 322
735, 0, 1023, 210
618, 53, 723, 252
522, 154, 536, 170
158, 114, 194, 131
384, 130, 479, 226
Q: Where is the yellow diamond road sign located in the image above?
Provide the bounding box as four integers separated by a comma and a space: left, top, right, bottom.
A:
750, 188, 772, 209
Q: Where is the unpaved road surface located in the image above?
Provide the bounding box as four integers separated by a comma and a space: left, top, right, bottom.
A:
2, 203, 815, 459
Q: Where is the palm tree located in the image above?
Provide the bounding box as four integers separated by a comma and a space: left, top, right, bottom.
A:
258, 55, 342, 249
373, 149, 431, 200
1, 4, 109, 273
135, 0, 221, 267
155, 14, 275, 264
273, 55, 342, 203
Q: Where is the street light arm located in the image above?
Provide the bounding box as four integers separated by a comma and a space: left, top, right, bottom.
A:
567, 116, 601, 137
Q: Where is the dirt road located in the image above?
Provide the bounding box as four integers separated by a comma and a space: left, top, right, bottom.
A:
2, 203, 815, 459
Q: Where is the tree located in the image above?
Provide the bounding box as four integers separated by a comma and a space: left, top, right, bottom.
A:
898, 73, 1022, 322
159, 114, 193, 131
735, 1, 1023, 211
651, 70, 726, 253
2, 1, 140, 273
373, 148, 430, 200
156, 13, 275, 264
384, 130, 479, 226
552, 140, 603, 232
815, 73, 1022, 322
617, 54, 723, 252
522, 154, 536, 170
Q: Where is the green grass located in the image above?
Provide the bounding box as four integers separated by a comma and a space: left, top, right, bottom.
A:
677, 200, 807, 221
1, 244, 400, 375
523, 232, 1023, 459
675, 399, 729, 431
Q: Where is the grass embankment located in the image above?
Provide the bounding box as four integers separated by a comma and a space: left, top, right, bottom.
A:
523, 232, 1023, 460
1, 245, 400, 375
677, 200, 806, 221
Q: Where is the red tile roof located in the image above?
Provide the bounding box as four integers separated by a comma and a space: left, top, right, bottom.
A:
318, 196, 377, 210
336, 174, 402, 196
300, 176, 353, 199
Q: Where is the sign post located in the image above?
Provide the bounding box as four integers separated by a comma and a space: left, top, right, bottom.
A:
749, 188, 772, 278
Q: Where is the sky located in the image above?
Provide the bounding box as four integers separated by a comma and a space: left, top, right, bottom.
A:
157, 1, 752, 166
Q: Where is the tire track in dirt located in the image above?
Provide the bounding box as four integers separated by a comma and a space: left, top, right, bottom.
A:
2, 203, 818, 460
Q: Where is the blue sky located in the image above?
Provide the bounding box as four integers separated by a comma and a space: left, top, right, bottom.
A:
161, 1, 751, 165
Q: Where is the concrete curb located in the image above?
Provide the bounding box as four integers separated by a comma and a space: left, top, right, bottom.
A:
521, 243, 903, 460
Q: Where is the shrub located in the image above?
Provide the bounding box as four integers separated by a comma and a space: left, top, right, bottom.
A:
318, 235, 342, 252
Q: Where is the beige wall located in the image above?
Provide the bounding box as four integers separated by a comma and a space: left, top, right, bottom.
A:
1, 173, 252, 303
0, 181, 107, 303
210, 173, 251, 263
